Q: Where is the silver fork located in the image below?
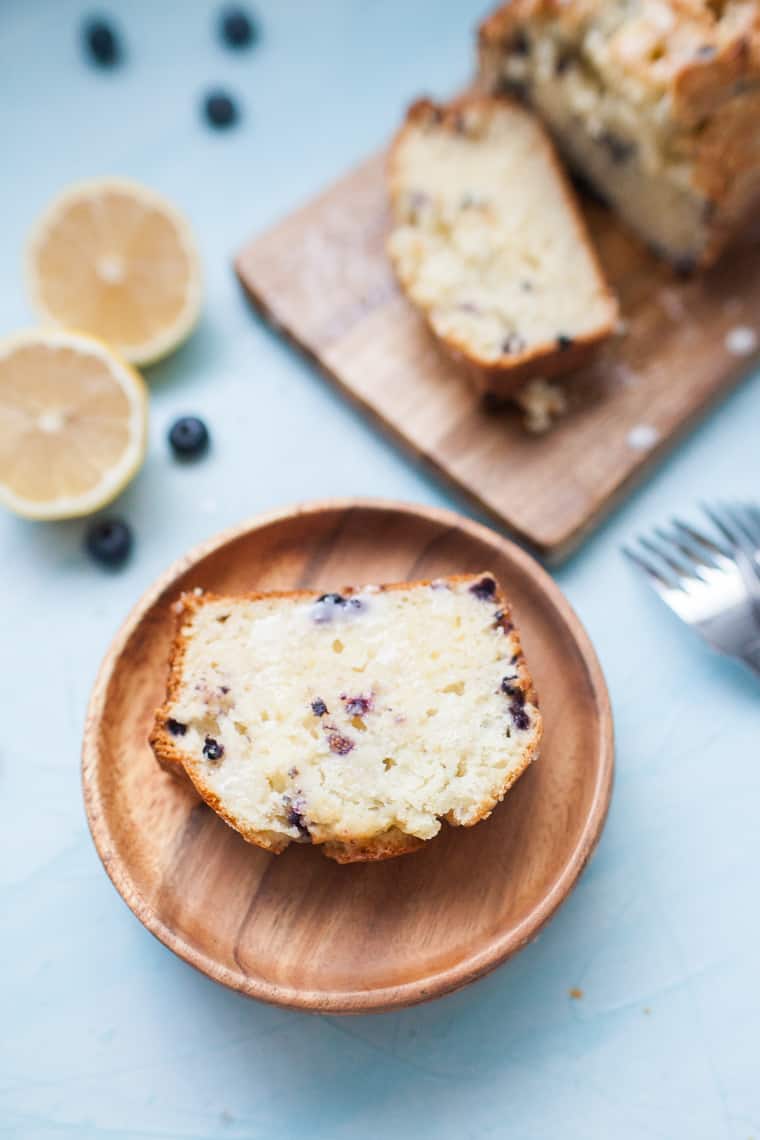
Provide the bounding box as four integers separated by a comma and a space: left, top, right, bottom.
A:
624, 502, 760, 679
702, 502, 760, 612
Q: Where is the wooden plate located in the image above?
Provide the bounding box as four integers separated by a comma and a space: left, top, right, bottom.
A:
83, 499, 613, 1013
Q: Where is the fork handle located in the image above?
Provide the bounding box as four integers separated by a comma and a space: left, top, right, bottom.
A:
740, 638, 760, 679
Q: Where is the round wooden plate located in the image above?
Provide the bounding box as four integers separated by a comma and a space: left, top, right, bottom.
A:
83, 499, 613, 1013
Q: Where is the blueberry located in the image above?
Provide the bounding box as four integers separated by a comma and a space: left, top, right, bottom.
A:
494, 609, 514, 633
598, 131, 636, 165
167, 718, 187, 736
481, 392, 505, 413
511, 705, 531, 731
557, 334, 574, 351
169, 416, 210, 459
343, 694, 373, 716
501, 333, 525, 355
311, 698, 328, 717
512, 29, 530, 55
220, 6, 257, 48
501, 679, 530, 730
555, 49, 575, 75
673, 256, 697, 279
83, 16, 121, 66
312, 593, 344, 622
501, 677, 522, 699
312, 592, 365, 624
408, 190, 431, 217
328, 733, 354, 756
286, 805, 311, 841
470, 576, 496, 601
499, 77, 528, 102
202, 736, 224, 761
85, 518, 133, 568
570, 171, 610, 208
203, 89, 240, 129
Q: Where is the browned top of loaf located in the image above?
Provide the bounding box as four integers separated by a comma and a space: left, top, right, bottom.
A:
479, 0, 760, 126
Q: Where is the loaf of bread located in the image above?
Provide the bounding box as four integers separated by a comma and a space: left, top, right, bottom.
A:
150, 573, 542, 863
478, 0, 760, 270
386, 96, 618, 401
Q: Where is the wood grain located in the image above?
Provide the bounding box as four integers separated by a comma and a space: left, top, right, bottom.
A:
82, 499, 613, 1013
235, 153, 760, 561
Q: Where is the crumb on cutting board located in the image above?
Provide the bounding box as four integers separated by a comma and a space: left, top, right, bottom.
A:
516, 377, 568, 434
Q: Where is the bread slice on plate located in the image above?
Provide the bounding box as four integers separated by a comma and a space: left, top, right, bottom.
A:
150, 573, 542, 863
478, 0, 760, 271
386, 95, 618, 401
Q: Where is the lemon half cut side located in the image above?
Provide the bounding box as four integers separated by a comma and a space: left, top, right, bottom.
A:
0, 329, 148, 520
26, 178, 202, 366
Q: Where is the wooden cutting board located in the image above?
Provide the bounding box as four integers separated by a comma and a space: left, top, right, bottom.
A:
235, 152, 760, 561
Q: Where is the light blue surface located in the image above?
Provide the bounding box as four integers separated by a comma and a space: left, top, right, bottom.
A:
2, 3, 759, 1138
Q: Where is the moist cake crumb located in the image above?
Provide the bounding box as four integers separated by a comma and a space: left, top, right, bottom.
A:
150, 574, 542, 863
387, 95, 618, 402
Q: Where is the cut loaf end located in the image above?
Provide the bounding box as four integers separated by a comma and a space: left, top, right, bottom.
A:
478, 1, 760, 271
150, 574, 542, 863
387, 96, 618, 400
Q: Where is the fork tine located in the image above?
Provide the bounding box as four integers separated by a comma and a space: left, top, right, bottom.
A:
706, 501, 760, 568
671, 518, 725, 569
623, 544, 676, 595
639, 534, 692, 584
661, 533, 714, 583
626, 507, 760, 670
729, 502, 760, 548
624, 543, 693, 624
723, 504, 760, 592
653, 526, 707, 579
702, 502, 740, 548
744, 502, 760, 541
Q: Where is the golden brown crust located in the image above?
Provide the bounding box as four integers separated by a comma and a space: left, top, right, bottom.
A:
480, 0, 760, 119
387, 95, 618, 399
478, 1, 760, 268
323, 829, 426, 864
150, 574, 541, 864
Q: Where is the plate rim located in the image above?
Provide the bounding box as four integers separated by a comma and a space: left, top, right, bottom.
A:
82, 496, 614, 1013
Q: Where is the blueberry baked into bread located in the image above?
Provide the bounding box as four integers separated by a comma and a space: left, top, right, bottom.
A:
387, 96, 618, 400
150, 574, 542, 863
479, 0, 760, 270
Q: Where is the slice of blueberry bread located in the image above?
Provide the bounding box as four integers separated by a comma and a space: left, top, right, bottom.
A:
150, 573, 542, 863
478, 1, 760, 270
387, 95, 618, 401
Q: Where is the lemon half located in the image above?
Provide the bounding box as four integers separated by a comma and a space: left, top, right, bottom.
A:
0, 329, 148, 520
26, 178, 202, 366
